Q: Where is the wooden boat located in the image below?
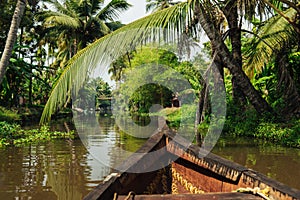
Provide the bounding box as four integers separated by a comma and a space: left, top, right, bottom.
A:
84, 128, 300, 200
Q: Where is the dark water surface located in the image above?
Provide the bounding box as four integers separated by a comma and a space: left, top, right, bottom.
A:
0, 117, 299, 199
212, 137, 300, 190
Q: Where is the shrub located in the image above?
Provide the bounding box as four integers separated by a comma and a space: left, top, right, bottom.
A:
0, 107, 20, 122
0, 121, 75, 147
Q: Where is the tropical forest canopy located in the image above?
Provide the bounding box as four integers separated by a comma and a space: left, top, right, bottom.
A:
0, 0, 299, 147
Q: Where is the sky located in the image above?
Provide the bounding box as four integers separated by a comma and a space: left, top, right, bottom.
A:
118, 0, 148, 24
99, 0, 147, 86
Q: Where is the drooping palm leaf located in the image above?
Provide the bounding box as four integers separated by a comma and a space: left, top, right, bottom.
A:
40, 1, 197, 123
243, 8, 297, 77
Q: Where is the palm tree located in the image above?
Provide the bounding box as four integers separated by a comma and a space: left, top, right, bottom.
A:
37, 0, 131, 68
193, 1, 275, 114
39, 2, 191, 122
109, 55, 129, 82
243, 7, 300, 117
244, 7, 298, 76
40, 0, 299, 123
0, 0, 27, 84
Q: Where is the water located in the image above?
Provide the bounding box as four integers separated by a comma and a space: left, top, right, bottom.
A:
0, 139, 106, 200
212, 137, 300, 190
0, 116, 145, 200
0, 116, 299, 199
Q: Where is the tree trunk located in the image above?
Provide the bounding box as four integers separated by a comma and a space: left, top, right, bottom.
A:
194, 3, 273, 115
29, 56, 33, 106
223, 0, 246, 106
195, 82, 205, 145
195, 51, 224, 146
0, 0, 26, 84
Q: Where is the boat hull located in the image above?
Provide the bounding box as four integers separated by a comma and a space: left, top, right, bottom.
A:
84, 129, 300, 200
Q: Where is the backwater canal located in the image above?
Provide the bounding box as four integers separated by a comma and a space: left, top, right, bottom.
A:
0, 116, 299, 199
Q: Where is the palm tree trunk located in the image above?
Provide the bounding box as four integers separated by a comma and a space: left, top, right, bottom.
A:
223, 0, 246, 106
195, 3, 273, 115
0, 0, 26, 84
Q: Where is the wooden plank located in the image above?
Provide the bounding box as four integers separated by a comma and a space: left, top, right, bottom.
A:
117, 193, 263, 200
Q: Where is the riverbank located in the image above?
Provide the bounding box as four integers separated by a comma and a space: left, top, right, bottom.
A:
1, 106, 299, 148
221, 106, 300, 148
0, 106, 75, 147
0, 121, 75, 147
160, 106, 300, 148
0, 106, 72, 124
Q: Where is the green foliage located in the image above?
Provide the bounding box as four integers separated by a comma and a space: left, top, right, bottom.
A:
0, 1, 52, 107
0, 121, 74, 147
0, 53, 52, 107
37, 0, 131, 68
146, 0, 179, 13
0, 0, 16, 48
251, 64, 279, 105
0, 121, 21, 139
288, 52, 300, 93
13, 126, 75, 146
159, 104, 197, 129
0, 107, 20, 122
243, 7, 297, 77
248, 51, 300, 115
162, 107, 181, 128
223, 100, 300, 148
39, 2, 196, 123
129, 83, 173, 113
254, 120, 300, 148
114, 47, 201, 116
74, 77, 112, 110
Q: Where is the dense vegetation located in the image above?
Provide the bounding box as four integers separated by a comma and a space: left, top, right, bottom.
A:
0, 121, 75, 147
0, 0, 130, 146
0, 0, 299, 148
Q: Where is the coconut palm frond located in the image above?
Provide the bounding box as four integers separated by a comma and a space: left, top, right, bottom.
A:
237, 0, 271, 21
44, 14, 81, 29
243, 8, 297, 77
94, 17, 111, 34
40, 1, 197, 123
146, 1, 158, 13
48, 0, 78, 17
89, 0, 103, 15
97, 0, 132, 21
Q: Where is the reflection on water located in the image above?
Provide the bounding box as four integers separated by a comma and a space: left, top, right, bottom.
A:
0, 116, 299, 200
0, 116, 144, 200
74, 114, 146, 170
0, 139, 106, 200
212, 136, 300, 190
